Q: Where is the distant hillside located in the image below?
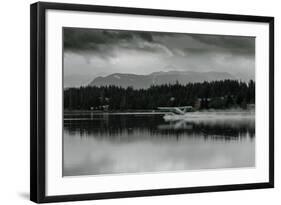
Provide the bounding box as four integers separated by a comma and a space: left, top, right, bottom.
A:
89, 71, 236, 89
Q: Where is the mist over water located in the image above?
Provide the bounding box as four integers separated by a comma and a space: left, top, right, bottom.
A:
63, 111, 255, 176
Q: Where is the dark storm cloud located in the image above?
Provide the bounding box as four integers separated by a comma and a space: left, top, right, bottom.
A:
64, 28, 255, 58
188, 34, 255, 56
64, 27, 154, 52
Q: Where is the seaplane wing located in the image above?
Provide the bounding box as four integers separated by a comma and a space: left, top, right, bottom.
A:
157, 107, 186, 115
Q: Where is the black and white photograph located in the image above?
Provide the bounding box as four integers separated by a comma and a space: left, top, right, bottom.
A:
29, 2, 274, 203
63, 27, 256, 176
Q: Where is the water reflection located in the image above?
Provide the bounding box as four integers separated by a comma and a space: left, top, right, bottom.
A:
63, 112, 255, 176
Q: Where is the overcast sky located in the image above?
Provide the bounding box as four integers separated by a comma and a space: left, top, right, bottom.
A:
63, 27, 255, 88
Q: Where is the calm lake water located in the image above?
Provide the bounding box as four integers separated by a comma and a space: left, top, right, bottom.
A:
63, 111, 255, 176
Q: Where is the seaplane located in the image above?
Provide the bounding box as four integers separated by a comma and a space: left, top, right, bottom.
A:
157, 106, 195, 121
158, 106, 194, 115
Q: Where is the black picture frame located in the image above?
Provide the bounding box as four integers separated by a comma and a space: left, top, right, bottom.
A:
30, 2, 274, 203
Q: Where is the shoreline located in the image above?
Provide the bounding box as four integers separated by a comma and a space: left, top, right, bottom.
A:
64, 108, 255, 114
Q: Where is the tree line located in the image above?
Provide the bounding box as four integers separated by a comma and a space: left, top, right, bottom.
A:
64, 80, 255, 111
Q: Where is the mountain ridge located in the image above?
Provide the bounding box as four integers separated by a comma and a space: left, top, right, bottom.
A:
89, 70, 236, 89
